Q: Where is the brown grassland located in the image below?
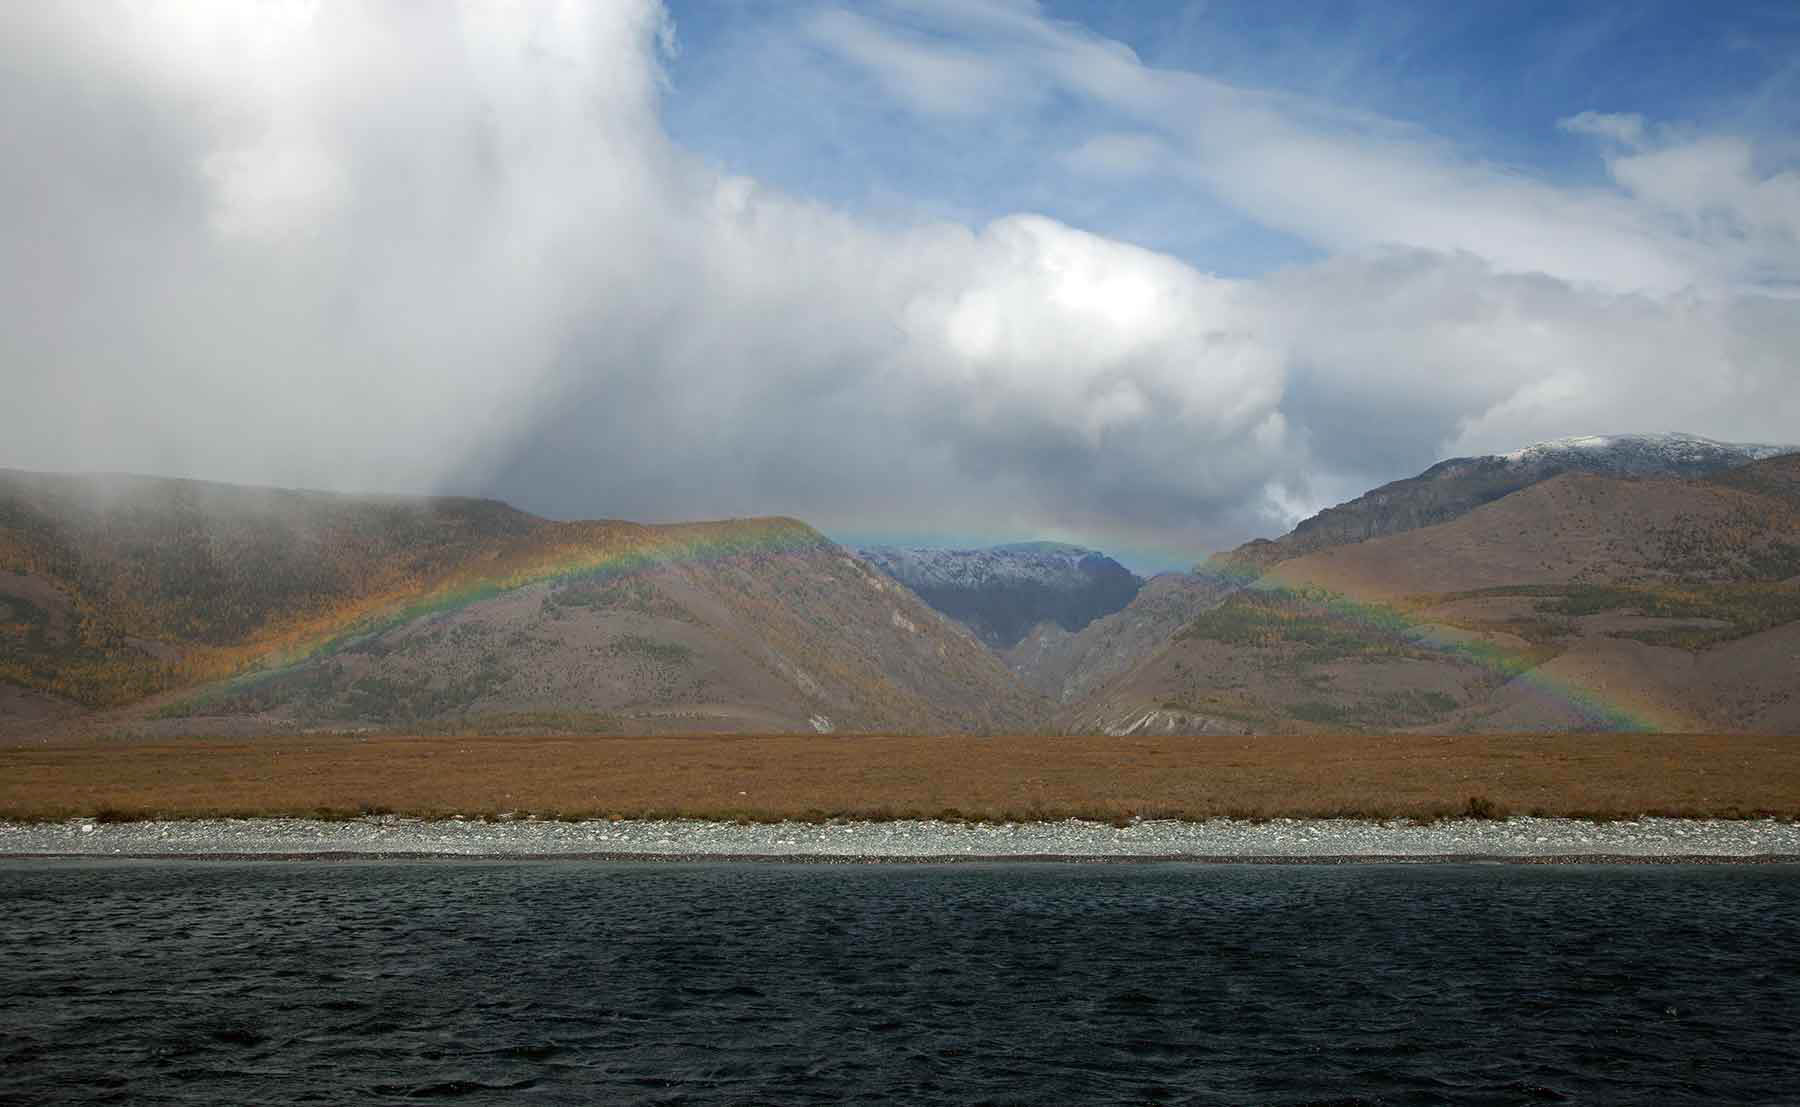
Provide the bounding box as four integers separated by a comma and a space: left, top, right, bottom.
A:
2, 731, 1797, 824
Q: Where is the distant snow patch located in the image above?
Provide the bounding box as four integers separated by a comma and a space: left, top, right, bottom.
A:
1498, 431, 1793, 467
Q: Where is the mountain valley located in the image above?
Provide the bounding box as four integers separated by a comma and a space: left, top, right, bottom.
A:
4, 431, 1798, 739
856, 543, 1143, 652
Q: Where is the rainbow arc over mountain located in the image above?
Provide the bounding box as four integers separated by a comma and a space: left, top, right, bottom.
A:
221, 517, 825, 691
1228, 558, 1678, 732
223, 512, 1677, 732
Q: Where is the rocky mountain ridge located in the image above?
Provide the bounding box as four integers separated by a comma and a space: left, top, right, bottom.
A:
857, 542, 1143, 650
1222, 432, 1795, 572
1066, 452, 1800, 736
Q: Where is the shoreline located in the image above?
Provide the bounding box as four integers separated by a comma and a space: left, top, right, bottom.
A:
6, 852, 1800, 865
7, 814, 1799, 863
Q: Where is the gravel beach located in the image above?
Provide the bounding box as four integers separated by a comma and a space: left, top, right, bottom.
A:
4, 815, 1799, 861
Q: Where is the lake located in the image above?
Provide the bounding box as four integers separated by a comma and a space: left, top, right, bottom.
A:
3, 860, 1797, 1104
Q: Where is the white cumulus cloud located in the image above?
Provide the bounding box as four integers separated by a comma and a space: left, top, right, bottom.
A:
1, 0, 1796, 571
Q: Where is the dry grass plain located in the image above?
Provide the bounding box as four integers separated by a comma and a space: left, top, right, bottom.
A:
2, 731, 1797, 823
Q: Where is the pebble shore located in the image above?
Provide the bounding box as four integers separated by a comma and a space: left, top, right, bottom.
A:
4, 815, 1799, 861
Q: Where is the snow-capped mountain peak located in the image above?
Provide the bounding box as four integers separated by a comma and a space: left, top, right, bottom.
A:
858, 544, 1116, 591
856, 543, 1144, 649
1498, 431, 1793, 472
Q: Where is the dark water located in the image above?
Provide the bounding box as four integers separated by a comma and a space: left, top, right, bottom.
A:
3, 862, 1798, 1105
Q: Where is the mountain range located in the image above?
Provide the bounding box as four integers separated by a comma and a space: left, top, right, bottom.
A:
0, 470, 1041, 737
3, 432, 1796, 737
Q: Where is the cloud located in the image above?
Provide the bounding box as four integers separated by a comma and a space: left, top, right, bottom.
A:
810, 3, 1800, 298
787, 1, 1800, 532
468, 178, 1301, 560
1, 0, 678, 494
803, 7, 1030, 118
1059, 133, 1171, 178
1262, 252, 1800, 467
0, 0, 1304, 566
1558, 110, 1646, 147
2, 1, 1797, 574
1608, 137, 1800, 264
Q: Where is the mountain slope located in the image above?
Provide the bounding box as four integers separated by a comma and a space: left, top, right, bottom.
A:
1065, 454, 1800, 735
1221, 433, 1793, 572
0, 470, 1047, 735
11, 445, 1797, 740
1001, 571, 1232, 703
0, 469, 541, 706
857, 542, 1142, 650
1038, 432, 1797, 722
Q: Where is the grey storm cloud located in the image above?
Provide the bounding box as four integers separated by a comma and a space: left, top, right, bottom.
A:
3, 1, 1797, 569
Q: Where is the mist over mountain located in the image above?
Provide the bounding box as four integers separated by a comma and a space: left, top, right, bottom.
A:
0, 470, 1043, 737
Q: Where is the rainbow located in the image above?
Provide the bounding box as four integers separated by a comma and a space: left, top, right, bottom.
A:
213, 516, 825, 694
1195, 557, 1680, 732
208, 508, 1683, 731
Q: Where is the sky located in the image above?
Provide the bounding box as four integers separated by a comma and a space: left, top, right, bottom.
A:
2, 2, 1798, 572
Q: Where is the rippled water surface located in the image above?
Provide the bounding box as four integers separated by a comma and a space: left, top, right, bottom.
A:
3, 861, 1798, 1105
